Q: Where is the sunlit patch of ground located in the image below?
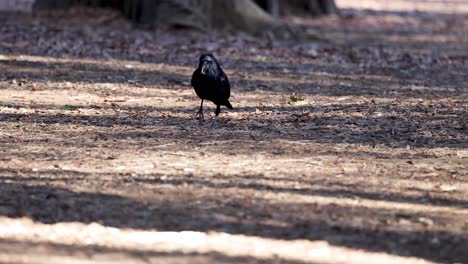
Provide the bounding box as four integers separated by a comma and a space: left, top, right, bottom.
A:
0, 217, 433, 264
336, 0, 468, 14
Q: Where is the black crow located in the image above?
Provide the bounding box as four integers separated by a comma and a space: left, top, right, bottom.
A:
191, 54, 233, 128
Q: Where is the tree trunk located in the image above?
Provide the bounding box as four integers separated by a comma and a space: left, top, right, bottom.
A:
33, 0, 74, 9
277, 0, 339, 16
255, 0, 280, 17
33, 0, 338, 35
212, 0, 278, 34
317, 0, 339, 15
33, 0, 279, 35
131, 0, 278, 35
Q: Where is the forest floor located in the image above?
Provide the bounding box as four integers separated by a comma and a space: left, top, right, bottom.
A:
0, 1, 467, 263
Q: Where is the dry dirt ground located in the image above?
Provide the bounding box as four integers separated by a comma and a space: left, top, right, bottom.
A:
0, 1, 467, 264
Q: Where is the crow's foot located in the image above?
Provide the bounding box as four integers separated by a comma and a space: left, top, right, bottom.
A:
195, 109, 205, 124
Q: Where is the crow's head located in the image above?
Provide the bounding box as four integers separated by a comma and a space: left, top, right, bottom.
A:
198, 54, 220, 76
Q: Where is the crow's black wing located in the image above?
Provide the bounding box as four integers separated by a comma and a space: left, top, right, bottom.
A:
218, 71, 230, 98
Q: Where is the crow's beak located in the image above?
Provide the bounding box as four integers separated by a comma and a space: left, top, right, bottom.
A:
201, 63, 209, 75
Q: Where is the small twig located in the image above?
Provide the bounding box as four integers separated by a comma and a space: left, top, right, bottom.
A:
198, 140, 259, 145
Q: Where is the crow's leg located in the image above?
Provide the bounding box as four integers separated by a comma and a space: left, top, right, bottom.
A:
211, 105, 221, 129
195, 99, 204, 124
